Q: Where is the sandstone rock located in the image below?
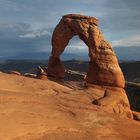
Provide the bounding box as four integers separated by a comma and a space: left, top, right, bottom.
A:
9, 70, 21, 76
133, 111, 140, 121
39, 74, 48, 80
24, 73, 37, 78
47, 14, 131, 118
48, 56, 65, 79
0, 73, 140, 139
48, 14, 125, 88
91, 86, 133, 119
37, 65, 48, 79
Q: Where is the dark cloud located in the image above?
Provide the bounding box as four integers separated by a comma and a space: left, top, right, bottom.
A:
0, 0, 140, 60
0, 22, 52, 57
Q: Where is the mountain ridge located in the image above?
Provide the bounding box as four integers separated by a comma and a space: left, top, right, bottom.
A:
0, 47, 140, 61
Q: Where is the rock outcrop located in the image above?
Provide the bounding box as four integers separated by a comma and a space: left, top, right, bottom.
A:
48, 14, 125, 88
90, 85, 132, 118
8, 70, 22, 76
0, 73, 140, 139
37, 65, 48, 79
48, 57, 65, 79
47, 14, 132, 118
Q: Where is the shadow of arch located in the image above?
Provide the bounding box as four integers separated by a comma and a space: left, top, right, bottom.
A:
47, 14, 125, 88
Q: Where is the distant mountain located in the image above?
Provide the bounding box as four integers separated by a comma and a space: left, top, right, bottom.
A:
114, 46, 140, 61
0, 52, 88, 61
0, 59, 140, 83
0, 46, 140, 61
0, 52, 50, 60
120, 61, 140, 83
1, 59, 140, 112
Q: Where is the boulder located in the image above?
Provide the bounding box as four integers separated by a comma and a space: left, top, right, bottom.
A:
91, 85, 133, 119
37, 65, 48, 79
24, 73, 37, 78
9, 70, 22, 76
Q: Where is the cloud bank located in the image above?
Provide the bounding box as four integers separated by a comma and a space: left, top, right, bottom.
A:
0, 0, 140, 60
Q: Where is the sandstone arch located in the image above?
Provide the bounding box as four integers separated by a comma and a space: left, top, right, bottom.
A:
48, 14, 125, 88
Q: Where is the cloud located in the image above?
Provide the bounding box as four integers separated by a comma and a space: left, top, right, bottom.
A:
19, 28, 51, 39
112, 35, 140, 47
64, 36, 87, 54
0, 0, 140, 60
0, 22, 52, 56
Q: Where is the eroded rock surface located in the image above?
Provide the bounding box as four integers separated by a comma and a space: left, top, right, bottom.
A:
9, 70, 22, 76
37, 65, 48, 79
47, 14, 131, 118
48, 14, 125, 88
0, 73, 140, 139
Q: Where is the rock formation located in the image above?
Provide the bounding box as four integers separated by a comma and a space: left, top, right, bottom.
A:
48, 14, 125, 88
91, 85, 132, 118
47, 14, 132, 118
37, 65, 48, 79
0, 73, 140, 139
9, 70, 22, 76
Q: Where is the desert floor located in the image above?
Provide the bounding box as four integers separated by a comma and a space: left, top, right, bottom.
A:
0, 73, 140, 140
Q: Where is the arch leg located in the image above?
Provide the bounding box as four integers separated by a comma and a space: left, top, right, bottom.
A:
48, 20, 74, 79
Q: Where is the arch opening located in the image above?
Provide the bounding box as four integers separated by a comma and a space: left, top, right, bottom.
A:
61, 36, 89, 61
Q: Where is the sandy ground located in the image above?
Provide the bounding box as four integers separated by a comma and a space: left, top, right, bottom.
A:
0, 73, 140, 140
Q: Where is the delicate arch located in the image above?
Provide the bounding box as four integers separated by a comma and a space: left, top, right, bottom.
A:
48, 14, 125, 88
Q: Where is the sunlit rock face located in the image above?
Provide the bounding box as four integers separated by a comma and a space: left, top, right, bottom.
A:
48, 14, 125, 88
47, 14, 132, 118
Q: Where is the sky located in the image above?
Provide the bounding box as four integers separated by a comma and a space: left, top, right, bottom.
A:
0, 0, 140, 60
